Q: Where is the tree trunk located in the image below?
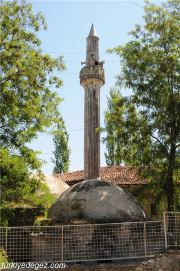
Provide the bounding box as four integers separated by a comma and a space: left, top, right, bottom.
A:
166, 145, 175, 241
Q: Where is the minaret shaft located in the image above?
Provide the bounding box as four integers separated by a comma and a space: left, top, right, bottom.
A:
80, 24, 105, 180
84, 86, 100, 179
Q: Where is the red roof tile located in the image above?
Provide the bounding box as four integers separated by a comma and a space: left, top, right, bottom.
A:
53, 166, 148, 186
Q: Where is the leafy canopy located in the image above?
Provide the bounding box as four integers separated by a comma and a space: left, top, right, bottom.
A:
0, 149, 56, 226
100, 87, 139, 166
1, 0, 66, 155
0, 0, 66, 225
104, 0, 180, 211
51, 116, 71, 174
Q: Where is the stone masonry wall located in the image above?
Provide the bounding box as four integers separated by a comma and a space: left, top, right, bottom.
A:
2, 208, 45, 226
29, 223, 165, 262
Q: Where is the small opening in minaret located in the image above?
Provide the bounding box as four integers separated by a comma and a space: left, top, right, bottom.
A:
95, 61, 99, 65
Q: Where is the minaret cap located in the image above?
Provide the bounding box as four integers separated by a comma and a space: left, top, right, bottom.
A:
88, 24, 97, 37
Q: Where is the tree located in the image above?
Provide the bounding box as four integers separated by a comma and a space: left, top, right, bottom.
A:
0, 0, 66, 225
51, 116, 71, 174
0, 149, 55, 226
1, 0, 66, 155
104, 0, 180, 212
101, 87, 138, 166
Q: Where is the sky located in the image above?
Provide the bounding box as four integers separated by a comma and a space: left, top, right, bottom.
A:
27, 0, 164, 175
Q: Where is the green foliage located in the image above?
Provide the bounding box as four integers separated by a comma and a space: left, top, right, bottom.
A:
99, 87, 139, 166
0, 149, 56, 226
128, 186, 147, 206
0, 0, 65, 225
34, 211, 54, 225
1, 0, 66, 154
0, 248, 8, 267
104, 0, 180, 212
51, 115, 71, 174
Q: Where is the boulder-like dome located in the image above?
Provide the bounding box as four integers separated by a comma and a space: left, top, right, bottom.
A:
29, 174, 69, 197
48, 179, 148, 221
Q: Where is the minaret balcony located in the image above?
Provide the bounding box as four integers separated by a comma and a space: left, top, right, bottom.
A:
79, 65, 105, 85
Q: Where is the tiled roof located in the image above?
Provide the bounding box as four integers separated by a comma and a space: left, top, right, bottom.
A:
53, 166, 148, 186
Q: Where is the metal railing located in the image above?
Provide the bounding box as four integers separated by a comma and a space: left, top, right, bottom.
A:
0, 220, 165, 263
163, 211, 180, 249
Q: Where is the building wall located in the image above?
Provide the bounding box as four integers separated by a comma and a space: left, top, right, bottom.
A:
142, 197, 167, 220
121, 184, 167, 220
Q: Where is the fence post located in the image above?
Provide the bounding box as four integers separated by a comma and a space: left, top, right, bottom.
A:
163, 212, 167, 249
5, 227, 7, 258
61, 226, 63, 263
144, 221, 147, 261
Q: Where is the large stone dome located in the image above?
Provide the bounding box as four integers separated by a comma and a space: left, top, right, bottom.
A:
48, 179, 148, 221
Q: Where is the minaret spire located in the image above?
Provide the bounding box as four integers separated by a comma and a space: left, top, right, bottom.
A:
79, 25, 105, 180
88, 23, 97, 37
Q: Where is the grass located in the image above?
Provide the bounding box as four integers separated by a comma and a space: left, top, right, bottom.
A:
34, 210, 52, 226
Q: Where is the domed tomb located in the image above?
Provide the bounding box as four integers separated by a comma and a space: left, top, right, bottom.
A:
48, 179, 148, 221
29, 174, 69, 197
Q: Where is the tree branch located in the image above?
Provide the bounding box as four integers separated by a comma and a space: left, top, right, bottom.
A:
150, 134, 169, 158
175, 144, 180, 149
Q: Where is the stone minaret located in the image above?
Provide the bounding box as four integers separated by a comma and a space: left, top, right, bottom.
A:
79, 24, 105, 180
